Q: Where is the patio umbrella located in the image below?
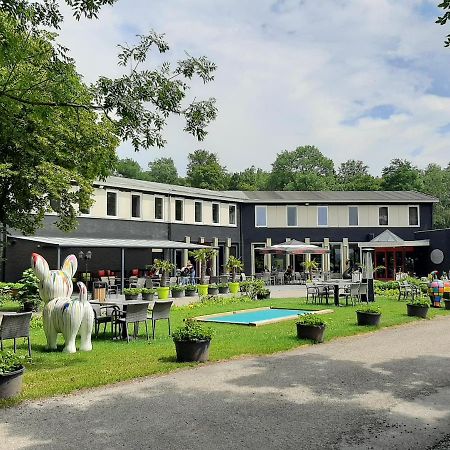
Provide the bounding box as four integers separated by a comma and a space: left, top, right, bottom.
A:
257, 239, 329, 255
362, 248, 375, 302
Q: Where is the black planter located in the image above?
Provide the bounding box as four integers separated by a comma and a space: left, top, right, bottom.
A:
218, 287, 229, 294
256, 292, 271, 300
185, 289, 197, 297
208, 287, 219, 296
0, 366, 25, 399
125, 294, 139, 300
174, 340, 211, 362
22, 302, 34, 312
171, 290, 185, 298
407, 304, 429, 318
296, 324, 326, 343
444, 300, 450, 311
142, 293, 154, 301
356, 311, 381, 326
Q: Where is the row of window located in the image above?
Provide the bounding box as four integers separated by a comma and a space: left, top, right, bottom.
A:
255, 205, 420, 227
106, 192, 237, 225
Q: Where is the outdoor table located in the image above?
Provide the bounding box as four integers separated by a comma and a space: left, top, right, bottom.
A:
318, 280, 353, 306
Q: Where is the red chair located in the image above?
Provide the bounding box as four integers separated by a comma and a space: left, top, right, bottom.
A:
130, 268, 139, 277
98, 270, 106, 278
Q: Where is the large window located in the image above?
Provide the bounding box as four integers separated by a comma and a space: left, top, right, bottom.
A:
317, 206, 328, 226
106, 191, 117, 217
379, 207, 389, 226
287, 206, 297, 227
155, 196, 163, 220
409, 206, 419, 226
329, 243, 342, 274
229, 205, 236, 225
131, 194, 141, 218
255, 206, 267, 227
212, 203, 220, 224
175, 199, 183, 221
348, 206, 358, 226
195, 201, 203, 223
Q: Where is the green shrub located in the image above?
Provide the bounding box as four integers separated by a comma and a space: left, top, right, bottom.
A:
123, 288, 141, 296
356, 305, 381, 314
172, 319, 213, 342
208, 283, 218, 289
0, 351, 25, 374
141, 288, 156, 295
240, 280, 265, 299
18, 269, 41, 311
297, 314, 327, 326
170, 285, 186, 292
217, 283, 229, 288
185, 284, 197, 291
408, 298, 431, 307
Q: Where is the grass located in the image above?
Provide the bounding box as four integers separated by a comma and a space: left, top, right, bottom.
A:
1, 295, 449, 406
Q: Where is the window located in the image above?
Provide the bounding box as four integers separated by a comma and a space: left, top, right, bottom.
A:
287, 206, 297, 227
379, 206, 388, 225
195, 201, 203, 223
175, 199, 183, 221
106, 191, 117, 216
79, 202, 90, 215
348, 206, 358, 226
131, 194, 141, 218
229, 205, 236, 225
212, 203, 220, 224
317, 206, 328, 226
409, 206, 419, 226
155, 197, 163, 220
255, 206, 267, 227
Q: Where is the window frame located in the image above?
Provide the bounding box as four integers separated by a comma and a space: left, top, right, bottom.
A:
212, 202, 220, 225
408, 205, 420, 227
228, 204, 237, 226
131, 192, 142, 219
154, 196, 164, 221
348, 206, 359, 227
194, 201, 203, 224
174, 198, 184, 222
286, 205, 297, 227
317, 206, 328, 227
255, 205, 267, 228
378, 206, 389, 226
106, 190, 118, 218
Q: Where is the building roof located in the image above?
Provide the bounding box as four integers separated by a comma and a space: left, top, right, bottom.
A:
97, 177, 437, 204
358, 229, 430, 248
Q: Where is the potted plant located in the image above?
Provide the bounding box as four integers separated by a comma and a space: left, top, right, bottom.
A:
172, 319, 213, 362
141, 288, 156, 301
208, 283, 219, 295
225, 256, 244, 294
296, 314, 327, 343
171, 285, 186, 298
256, 286, 271, 300
152, 259, 175, 300
185, 284, 197, 297
407, 298, 430, 318
301, 260, 319, 281
356, 305, 382, 326
123, 287, 140, 300
17, 269, 41, 312
217, 283, 229, 294
0, 351, 26, 399
189, 248, 218, 296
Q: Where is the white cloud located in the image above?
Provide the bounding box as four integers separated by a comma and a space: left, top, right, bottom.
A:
57, 0, 450, 176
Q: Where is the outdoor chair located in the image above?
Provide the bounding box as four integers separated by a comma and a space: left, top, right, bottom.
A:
147, 300, 173, 339
169, 276, 177, 287
342, 283, 360, 306
261, 272, 271, 285
359, 283, 369, 304
114, 303, 149, 342
0, 312, 32, 357
129, 277, 146, 289
91, 303, 116, 338
316, 284, 333, 304
306, 285, 318, 304
275, 272, 285, 285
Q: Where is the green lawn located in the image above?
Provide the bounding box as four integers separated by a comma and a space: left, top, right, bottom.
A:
1, 295, 449, 406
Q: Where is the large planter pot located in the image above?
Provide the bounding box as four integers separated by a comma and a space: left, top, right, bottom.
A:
22, 301, 35, 312
174, 339, 211, 362
125, 294, 139, 301
407, 304, 429, 319
218, 286, 229, 294
185, 289, 197, 297
157, 287, 170, 300
197, 285, 209, 296
142, 293, 155, 301
171, 290, 185, 298
0, 366, 25, 399
208, 287, 219, 296
256, 292, 271, 300
444, 300, 450, 311
356, 311, 381, 326
229, 282, 240, 294
296, 324, 326, 343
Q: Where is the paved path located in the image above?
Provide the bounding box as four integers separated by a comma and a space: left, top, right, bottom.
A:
2, 317, 450, 449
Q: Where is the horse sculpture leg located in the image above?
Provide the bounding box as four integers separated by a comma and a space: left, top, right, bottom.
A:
61, 302, 83, 354
43, 302, 58, 350
79, 307, 94, 352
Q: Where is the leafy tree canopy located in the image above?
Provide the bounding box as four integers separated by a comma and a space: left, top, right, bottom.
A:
146, 157, 181, 185
186, 149, 228, 190
381, 159, 423, 192
227, 166, 269, 191
115, 158, 147, 180
337, 159, 380, 191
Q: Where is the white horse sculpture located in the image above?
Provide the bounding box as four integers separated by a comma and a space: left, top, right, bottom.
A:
31, 253, 94, 353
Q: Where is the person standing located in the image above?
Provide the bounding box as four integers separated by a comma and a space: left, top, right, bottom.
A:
187, 260, 196, 285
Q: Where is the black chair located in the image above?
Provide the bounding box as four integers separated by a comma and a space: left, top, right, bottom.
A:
148, 301, 173, 339
0, 312, 32, 357
114, 303, 149, 342
91, 303, 116, 338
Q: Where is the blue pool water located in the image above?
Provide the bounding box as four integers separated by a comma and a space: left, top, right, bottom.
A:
198, 308, 313, 326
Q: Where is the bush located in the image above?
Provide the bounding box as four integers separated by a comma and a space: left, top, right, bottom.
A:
356, 305, 381, 314
240, 280, 265, 299
185, 284, 197, 291
170, 285, 186, 292
141, 288, 156, 295
172, 319, 213, 342
17, 269, 41, 311
123, 288, 141, 296
408, 298, 431, 307
297, 314, 327, 326
217, 283, 229, 288
0, 351, 24, 374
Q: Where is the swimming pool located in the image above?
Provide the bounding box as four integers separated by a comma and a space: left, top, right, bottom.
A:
194, 307, 332, 326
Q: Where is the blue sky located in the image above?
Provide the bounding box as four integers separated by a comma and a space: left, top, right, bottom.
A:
59, 0, 450, 176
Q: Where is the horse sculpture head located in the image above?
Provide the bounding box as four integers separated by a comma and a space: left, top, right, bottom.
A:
31, 253, 78, 303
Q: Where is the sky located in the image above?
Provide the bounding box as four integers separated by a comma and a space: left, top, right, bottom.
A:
58, 0, 450, 176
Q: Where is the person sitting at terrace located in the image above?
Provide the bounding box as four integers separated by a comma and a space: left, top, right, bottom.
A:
284, 266, 294, 284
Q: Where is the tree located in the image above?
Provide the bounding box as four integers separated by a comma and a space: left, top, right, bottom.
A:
146, 157, 181, 185
381, 159, 423, 191
228, 166, 269, 190
336, 160, 380, 191
186, 150, 228, 190
437, 1, 450, 47
189, 248, 218, 285
115, 158, 147, 180
267, 145, 335, 190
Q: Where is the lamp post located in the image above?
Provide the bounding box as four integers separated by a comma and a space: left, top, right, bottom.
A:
78, 250, 92, 285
